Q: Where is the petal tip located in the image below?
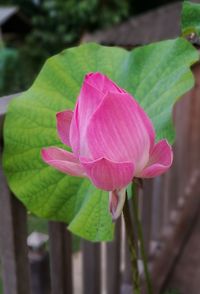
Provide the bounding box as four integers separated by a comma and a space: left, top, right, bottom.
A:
141, 139, 173, 178
56, 110, 73, 146
41, 148, 49, 162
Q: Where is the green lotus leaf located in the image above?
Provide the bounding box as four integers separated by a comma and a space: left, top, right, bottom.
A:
3, 39, 198, 241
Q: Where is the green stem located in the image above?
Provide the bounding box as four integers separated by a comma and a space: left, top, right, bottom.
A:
131, 183, 153, 294
123, 193, 141, 294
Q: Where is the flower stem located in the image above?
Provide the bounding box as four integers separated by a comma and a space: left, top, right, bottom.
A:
123, 193, 141, 294
131, 183, 153, 294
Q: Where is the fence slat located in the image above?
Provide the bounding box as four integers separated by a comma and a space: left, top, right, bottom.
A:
151, 176, 165, 243
187, 64, 200, 173
0, 149, 31, 294
150, 171, 200, 294
172, 95, 191, 212
0, 99, 31, 294
106, 218, 121, 294
121, 236, 132, 294
48, 222, 73, 294
29, 250, 50, 294
82, 241, 101, 294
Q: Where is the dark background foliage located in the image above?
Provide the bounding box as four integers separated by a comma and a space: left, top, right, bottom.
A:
0, 0, 177, 95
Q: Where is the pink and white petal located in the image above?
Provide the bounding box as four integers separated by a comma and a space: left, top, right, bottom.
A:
140, 139, 173, 178
56, 110, 73, 146
86, 92, 155, 173
69, 106, 80, 157
85, 72, 125, 94
69, 80, 103, 157
136, 105, 155, 150
78, 77, 103, 117
80, 156, 135, 191
109, 188, 126, 221
41, 147, 85, 177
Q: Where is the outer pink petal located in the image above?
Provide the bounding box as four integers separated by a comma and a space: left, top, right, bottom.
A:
85, 72, 125, 94
69, 79, 103, 157
140, 139, 173, 178
69, 105, 80, 157
56, 110, 73, 146
86, 92, 155, 173
80, 157, 135, 191
41, 147, 85, 177
109, 188, 126, 220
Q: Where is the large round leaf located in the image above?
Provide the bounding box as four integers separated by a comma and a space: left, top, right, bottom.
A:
3, 39, 198, 241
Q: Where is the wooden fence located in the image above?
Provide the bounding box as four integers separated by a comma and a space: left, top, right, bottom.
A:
1, 63, 200, 294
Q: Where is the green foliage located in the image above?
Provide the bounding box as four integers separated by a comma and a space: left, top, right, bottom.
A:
0, 47, 36, 95
0, 48, 21, 96
3, 40, 198, 241
181, 1, 200, 36
19, 0, 129, 72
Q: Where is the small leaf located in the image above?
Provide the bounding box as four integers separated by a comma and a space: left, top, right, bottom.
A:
181, 1, 200, 37
3, 40, 198, 241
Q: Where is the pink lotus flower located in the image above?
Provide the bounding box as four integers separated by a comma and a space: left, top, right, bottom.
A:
41, 72, 173, 220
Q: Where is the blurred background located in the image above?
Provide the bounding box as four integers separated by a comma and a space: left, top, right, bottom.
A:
0, 0, 179, 96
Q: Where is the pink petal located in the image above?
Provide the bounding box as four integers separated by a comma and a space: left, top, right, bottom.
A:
41, 147, 85, 177
109, 188, 126, 220
69, 106, 80, 157
80, 157, 135, 191
86, 92, 155, 174
69, 79, 103, 157
56, 110, 73, 146
140, 139, 173, 178
85, 72, 125, 94
70, 72, 126, 157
